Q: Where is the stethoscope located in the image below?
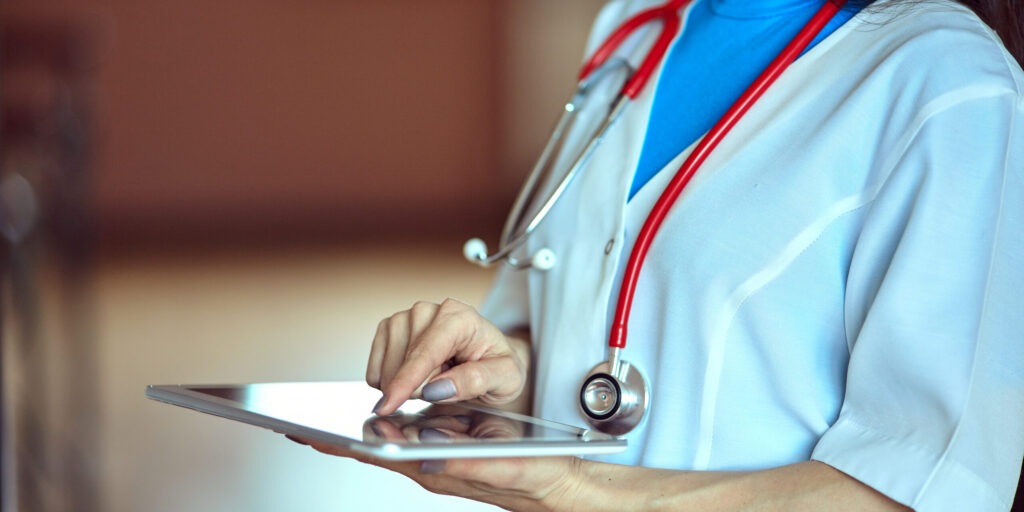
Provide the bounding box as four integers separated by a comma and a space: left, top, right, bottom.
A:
464, 0, 847, 436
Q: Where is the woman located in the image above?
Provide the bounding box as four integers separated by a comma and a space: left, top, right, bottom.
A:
297, 0, 1024, 509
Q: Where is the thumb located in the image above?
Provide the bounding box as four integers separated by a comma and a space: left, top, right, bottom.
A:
422, 356, 523, 404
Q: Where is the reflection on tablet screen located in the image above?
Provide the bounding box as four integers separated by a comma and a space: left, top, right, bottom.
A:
184, 382, 579, 446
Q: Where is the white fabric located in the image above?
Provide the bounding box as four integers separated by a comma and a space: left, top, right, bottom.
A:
479, 1, 1024, 509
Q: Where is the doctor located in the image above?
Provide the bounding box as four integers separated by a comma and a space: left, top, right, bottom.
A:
298, 0, 1024, 509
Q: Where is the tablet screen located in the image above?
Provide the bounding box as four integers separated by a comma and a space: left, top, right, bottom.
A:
147, 382, 626, 459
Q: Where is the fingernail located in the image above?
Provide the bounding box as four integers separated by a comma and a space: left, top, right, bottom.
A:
285, 435, 308, 446
418, 428, 450, 442
369, 423, 383, 437
420, 460, 447, 474
455, 415, 473, 425
422, 379, 456, 401
372, 396, 386, 414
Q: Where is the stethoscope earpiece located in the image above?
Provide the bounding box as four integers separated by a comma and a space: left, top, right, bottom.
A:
462, 238, 556, 271
462, 237, 489, 265
530, 248, 556, 271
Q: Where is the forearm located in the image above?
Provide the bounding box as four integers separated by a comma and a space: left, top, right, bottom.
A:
552, 460, 910, 512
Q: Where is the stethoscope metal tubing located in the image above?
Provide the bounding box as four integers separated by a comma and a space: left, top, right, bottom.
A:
463, 59, 634, 269
499, 57, 633, 250
468, 94, 630, 269
498, 105, 575, 249
507, 96, 628, 248
607, 346, 623, 378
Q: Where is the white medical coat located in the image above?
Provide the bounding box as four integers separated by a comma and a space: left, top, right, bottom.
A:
479, 0, 1024, 509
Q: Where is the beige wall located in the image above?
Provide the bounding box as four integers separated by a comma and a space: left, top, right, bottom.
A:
495, 1, 607, 190
4, 0, 607, 247
2, 2, 612, 511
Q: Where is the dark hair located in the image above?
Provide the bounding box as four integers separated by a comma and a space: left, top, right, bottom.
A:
956, 0, 1024, 66
860, 0, 1024, 67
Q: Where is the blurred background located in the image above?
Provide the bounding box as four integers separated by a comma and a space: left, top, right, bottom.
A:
0, 1, 606, 511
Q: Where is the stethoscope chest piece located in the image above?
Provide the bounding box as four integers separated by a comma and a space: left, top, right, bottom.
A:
579, 358, 649, 436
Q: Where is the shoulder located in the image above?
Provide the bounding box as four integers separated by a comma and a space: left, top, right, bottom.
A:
840, 0, 1023, 104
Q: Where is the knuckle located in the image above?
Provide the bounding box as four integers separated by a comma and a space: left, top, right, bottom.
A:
439, 297, 469, 313
386, 312, 407, 339
409, 301, 439, 331
374, 318, 388, 338
438, 301, 479, 329
410, 300, 437, 316
387, 311, 403, 325
462, 364, 488, 393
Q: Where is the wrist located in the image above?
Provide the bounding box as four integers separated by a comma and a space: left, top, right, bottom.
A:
539, 457, 589, 512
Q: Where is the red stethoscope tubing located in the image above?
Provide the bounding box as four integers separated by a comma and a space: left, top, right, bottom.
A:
579, 0, 690, 98
605, 0, 848, 350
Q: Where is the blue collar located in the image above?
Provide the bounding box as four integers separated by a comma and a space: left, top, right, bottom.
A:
709, 0, 823, 19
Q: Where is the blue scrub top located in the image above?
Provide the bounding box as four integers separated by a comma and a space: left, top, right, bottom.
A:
630, 0, 862, 199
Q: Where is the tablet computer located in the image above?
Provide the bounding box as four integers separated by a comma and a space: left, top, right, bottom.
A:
146, 381, 626, 460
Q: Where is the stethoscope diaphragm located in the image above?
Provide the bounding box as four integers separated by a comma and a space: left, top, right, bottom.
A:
579, 357, 649, 436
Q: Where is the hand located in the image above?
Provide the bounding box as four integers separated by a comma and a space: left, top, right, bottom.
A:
367, 298, 530, 415
295, 426, 582, 512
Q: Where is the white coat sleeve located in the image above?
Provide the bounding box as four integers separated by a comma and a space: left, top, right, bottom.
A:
810, 90, 1024, 510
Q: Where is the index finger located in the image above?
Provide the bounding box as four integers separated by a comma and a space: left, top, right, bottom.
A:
375, 318, 465, 415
